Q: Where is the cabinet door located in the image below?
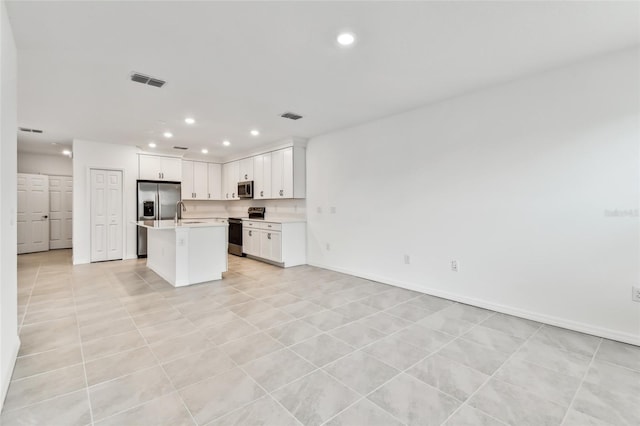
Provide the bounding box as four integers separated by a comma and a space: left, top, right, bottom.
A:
207, 163, 222, 200
260, 230, 282, 262
243, 228, 258, 256
271, 149, 284, 198
270, 231, 282, 262
181, 160, 194, 199
161, 157, 182, 181
222, 162, 238, 200
239, 158, 254, 182
228, 161, 240, 199
193, 162, 208, 199
254, 154, 272, 199
139, 155, 163, 180
222, 163, 230, 200
242, 229, 252, 255
282, 147, 294, 198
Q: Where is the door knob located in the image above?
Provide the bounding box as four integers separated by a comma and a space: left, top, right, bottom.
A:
42, 215, 48, 219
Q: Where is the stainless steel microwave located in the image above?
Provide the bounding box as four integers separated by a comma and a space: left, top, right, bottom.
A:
238, 181, 253, 199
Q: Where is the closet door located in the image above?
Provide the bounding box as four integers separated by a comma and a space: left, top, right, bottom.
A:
17, 173, 50, 254
106, 171, 123, 260
49, 176, 73, 249
91, 169, 123, 262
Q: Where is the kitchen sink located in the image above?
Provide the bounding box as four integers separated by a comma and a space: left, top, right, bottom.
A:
180, 221, 204, 224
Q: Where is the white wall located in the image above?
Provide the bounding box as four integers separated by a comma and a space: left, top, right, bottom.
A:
72, 139, 138, 264
0, 0, 18, 405
307, 48, 640, 345
17, 151, 72, 176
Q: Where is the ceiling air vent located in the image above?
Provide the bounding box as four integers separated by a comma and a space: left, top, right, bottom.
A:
173, 146, 188, 150
19, 127, 44, 133
280, 112, 303, 120
130, 72, 166, 88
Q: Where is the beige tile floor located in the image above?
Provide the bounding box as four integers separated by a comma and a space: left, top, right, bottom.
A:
2, 249, 639, 425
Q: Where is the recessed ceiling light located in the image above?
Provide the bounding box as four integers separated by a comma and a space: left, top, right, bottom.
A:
185, 117, 195, 125
222, 140, 231, 146
148, 142, 157, 148
337, 32, 356, 46
250, 130, 260, 136
163, 132, 173, 138
62, 149, 71, 156
201, 148, 208, 154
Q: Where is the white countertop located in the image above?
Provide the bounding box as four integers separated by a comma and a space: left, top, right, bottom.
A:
184, 216, 306, 224
239, 217, 306, 223
133, 220, 228, 229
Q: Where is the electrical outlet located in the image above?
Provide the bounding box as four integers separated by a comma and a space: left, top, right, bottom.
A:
326, 243, 331, 251
451, 260, 458, 272
404, 254, 411, 265
632, 286, 640, 302
330, 206, 336, 214
317, 206, 322, 214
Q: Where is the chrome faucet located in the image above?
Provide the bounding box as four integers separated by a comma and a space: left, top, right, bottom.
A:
176, 201, 186, 221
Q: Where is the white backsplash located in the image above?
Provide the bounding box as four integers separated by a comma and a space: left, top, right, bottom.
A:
183, 199, 306, 220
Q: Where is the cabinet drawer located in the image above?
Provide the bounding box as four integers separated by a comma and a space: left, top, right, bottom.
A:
243, 221, 281, 231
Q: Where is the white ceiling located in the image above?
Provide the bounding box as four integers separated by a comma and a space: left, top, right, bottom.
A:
7, 1, 639, 160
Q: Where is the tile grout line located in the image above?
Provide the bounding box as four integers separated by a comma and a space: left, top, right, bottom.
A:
183, 279, 421, 424
69, 262, 96, 426
112, 269, 200, 426
264, 304, 478, 425
558, 337, 604, 426
438, 322, 546, 426
219, 295, 471, 405
17, 258, 42, 332
318, 310, 501, 426
12, 253, 630, 426
73, 264, 150, 424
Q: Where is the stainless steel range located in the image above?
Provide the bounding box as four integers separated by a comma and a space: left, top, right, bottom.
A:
228, 207, 265, 256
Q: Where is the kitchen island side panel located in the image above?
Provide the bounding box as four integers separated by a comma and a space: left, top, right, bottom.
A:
146, 228, 177, 284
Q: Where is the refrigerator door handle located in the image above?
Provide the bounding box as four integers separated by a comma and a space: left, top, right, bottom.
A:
156, 192, 160, 220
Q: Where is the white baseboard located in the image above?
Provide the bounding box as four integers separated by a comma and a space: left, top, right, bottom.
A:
309, 262, 640, 346
1, 336, 20, 409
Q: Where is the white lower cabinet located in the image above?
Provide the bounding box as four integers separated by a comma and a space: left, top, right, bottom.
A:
243, 228, 259, 257
259, 229, 282, 263
242, 220, 305, 267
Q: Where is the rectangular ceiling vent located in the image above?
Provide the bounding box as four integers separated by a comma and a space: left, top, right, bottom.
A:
173, 146, 188, 150
19, 127, 44, 133
280, 112, 303, 120
130, 72, 166, 88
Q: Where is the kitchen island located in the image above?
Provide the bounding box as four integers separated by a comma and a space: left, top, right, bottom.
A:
134, 220, 228, 287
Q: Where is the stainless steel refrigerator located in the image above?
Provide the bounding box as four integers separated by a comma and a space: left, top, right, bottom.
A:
137, 181, 181, 257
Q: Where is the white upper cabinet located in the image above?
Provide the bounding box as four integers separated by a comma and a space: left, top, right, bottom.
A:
139, 154, 182, 181
182, 160, 221, 200
222, 161, 240, 200
181, 160, 194, 199
270, 147, 305, 199
216, 142, 306, 201
253, 153, 272, 200
193, 162, 208, 199
207, 163, 222, 200
239, 158, 254, 182
161, 157, 183, 181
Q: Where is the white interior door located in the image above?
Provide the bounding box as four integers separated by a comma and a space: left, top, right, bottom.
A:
91, 169, 123, 262
49, 176, 73, 249
17, 173, 50, 254
106, 171, 123, 260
